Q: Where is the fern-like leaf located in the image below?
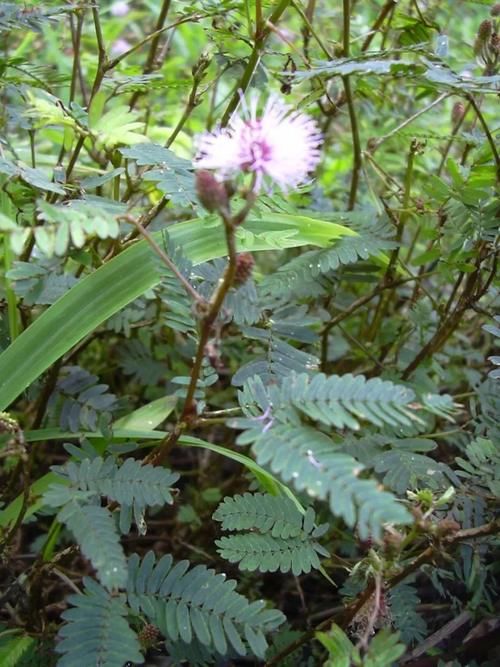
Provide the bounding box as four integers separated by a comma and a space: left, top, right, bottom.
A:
50, 456, 179, 512
213, 493, 328, 574
260, 218, 395, 302
58, 502, 128, 590
56, 577, 143, 667
277, 372, 417, 429
390, 582, 428, 644
232, 312, 319, 387
238, 372, 418, 431
216, 534, 325, 575
455, 437, 500, 497
235, 424, 412, 540
126, 552, 285, 659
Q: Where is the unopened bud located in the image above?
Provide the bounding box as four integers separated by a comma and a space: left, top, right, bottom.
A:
478, 19, 493, 41
234, 252, 255, 286
192, 51, 211, 79
195, 170, 229, 213
491, 4, 500, 17
451, 101, 465, 125
0, 412, 18, 434
138, 623, 161, 649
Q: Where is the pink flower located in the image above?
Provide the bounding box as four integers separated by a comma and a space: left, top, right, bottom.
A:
111, 1, 130, 17
195, 95, 322, 192
110, 38, 131, 56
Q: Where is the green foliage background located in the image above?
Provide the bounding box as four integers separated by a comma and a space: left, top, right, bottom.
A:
0, 0, 498, 666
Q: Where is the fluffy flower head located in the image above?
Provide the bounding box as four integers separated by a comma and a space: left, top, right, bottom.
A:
195, 95, 322, 192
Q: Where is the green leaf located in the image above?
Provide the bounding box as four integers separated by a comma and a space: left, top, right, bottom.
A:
58, 502, 128, 590
57, 578, 144, 667
0, 213, 355, 411
0, 633, 36, 667
213, 493, 328, 575
1, 431, 304, 529
127, 552, 285, 660
113, 396, 177, 431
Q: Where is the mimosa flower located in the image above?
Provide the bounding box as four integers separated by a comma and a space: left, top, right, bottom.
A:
195, 95, 322, 192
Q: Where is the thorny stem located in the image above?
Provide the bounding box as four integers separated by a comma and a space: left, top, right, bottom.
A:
437, 100, 471, 177
255, 0, 264, 32
265, 519, 500, 666
145, 189, 257, 467
69, 11, 86, 106
344, 76, 362, 210
293, 0, 331, 60
181, 220, 238, 416
166, 54, 210, 148
63, 8, 107, 184
357, 573, 382, 651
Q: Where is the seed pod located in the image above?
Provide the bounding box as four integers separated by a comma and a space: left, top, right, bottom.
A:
195, 170, 229, 213
491, 4, 500, 17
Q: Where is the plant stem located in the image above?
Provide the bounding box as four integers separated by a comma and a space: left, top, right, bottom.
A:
3, 238, 19, 342
129, 0, 172, 109
437, 100, 470, 177
365, 141, 418, 341
266, 519, 500, 666
145, 187, 256, 467
123, 215, 203, 304
361, 0, 398, 51
342, 1, 361, 209
369, 93, 449, 154
343, 76, 362, 210
402, 243, 489, 378
221, 0, 292, 126
166, 54, 209, 148
0, 188, 19, 340
69, 10, 84, 104
466, 93, 500, 179
320, 271, 435, 370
